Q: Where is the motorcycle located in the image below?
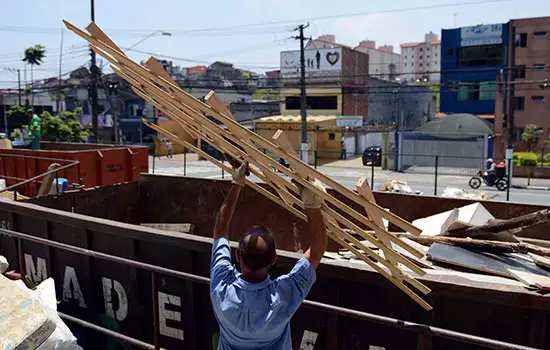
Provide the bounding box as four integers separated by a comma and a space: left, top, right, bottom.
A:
469, 169, 509, 191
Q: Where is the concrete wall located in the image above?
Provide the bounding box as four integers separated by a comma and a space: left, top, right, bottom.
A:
399, 132, 487, 169
367, 78, 435, 129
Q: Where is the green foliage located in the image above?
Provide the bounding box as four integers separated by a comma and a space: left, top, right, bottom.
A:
20, 108, 88, 142
6, 105, 31, 118
22, 45, 46, 66
519, 153, 538, 166
514, 151, 550, 167
253, 88, 280, 101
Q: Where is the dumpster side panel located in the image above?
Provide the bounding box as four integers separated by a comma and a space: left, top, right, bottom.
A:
0, 199, 548, 349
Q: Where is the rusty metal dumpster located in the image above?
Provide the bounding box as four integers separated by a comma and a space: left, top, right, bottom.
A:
0, 175, 546, 349
0, 142, 148, 196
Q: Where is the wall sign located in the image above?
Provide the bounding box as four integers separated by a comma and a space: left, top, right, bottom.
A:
281, 48, 342, 78
460, 24, 503, 47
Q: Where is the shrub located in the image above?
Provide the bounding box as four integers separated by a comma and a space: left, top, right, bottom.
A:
518, 153, 538, 166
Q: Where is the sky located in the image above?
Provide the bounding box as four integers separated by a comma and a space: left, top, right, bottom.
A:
1, 0, 549, 88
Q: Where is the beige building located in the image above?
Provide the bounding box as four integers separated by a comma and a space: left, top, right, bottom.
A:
354, 40, 401, 81
400, 32, 441, 83
255, 115, 345, 160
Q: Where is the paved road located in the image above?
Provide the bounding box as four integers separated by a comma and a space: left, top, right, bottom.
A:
150, 155, 550, 206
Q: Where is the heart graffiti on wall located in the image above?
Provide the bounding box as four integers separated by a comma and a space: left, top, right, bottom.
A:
326, 51, 340, 65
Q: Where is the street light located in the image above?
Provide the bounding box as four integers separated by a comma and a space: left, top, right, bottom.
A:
127, 31, 172, 50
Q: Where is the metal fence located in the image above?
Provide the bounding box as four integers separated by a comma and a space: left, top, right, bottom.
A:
0, 226, 540, 350
150, 149, 550, 202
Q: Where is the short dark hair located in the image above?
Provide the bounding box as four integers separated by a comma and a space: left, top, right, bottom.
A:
238, 226, 276, 271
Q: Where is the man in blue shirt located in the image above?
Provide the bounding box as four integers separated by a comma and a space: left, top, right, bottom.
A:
210, 161, 327, 349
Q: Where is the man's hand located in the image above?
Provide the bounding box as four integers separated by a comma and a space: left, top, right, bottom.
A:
213, 161, 249, 240
231, 161, 249, 187
298, 180, 327, 269
298, 179, 324, 209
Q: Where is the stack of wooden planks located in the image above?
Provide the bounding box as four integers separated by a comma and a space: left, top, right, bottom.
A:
63, 20, 432, 310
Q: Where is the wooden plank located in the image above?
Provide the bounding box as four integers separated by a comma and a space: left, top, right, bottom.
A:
355, 177, 385, 230
85, 22, 125, 54
529, 253, 550, 271
205, 90, 233, 119
272, 129, 297, 157
140, 223, 195, 234
143, 57, 176, 83
63, 20, 432, 309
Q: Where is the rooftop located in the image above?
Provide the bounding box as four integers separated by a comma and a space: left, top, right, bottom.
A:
256, 115, 337, 124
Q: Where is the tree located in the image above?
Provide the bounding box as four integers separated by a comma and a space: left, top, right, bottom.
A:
19, 108, 89, 143
22, 45, 46, 108
6, 104, 31, 118
521, 124, 542, 152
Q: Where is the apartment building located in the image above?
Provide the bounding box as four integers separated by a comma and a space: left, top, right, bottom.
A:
494, 16, 550, 158
400, 32, 441, 83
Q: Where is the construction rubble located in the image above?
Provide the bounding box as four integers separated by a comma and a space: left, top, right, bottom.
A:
0, 256, 81, 350
325, 202, 550, 292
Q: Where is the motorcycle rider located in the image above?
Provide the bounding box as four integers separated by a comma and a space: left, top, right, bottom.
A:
485, 158, 496, 185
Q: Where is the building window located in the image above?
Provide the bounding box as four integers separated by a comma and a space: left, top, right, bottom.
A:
328, 133, 336, 140
533, 64, 545, 71
534, 31, 548, 38
419, 55, 423, 60
457, 81, 496, 101
419, 48, 423, 52
285, 96, 338, 110
457, 82, 478, 101
513, 96, 525, 111
532, 96, 545, 104
514, 65, 526, 79
447, 48, 454, 56
516, 33, 528, 47
458, 44, 504, 66
479, 82, 496, 100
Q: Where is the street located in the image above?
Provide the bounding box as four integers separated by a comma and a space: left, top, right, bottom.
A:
150, 154, 550, 206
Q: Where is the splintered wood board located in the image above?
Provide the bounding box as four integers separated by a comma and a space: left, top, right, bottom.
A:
63, 20, 432, 310
428, 243, 550, 290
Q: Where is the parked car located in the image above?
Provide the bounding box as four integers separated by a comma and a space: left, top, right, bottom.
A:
362, 146, 382, 166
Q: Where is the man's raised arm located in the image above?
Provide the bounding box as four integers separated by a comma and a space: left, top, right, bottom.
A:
213, 162, 248, 240
300, 181, 327, 269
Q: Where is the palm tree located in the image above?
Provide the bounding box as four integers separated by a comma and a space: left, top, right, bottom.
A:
22, 45, 46, 108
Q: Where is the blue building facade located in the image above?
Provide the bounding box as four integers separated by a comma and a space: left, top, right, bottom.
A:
440, 23, 509, 115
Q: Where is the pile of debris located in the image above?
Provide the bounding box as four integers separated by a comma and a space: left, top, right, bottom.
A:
326, 202, 550, 292
0, 256, 81, 349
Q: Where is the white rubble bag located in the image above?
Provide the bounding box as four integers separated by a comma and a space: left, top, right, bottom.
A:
10, 277, 82, 349
34, 278, 82, 349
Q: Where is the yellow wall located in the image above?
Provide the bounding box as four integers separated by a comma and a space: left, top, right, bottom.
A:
255, 124, 342, 160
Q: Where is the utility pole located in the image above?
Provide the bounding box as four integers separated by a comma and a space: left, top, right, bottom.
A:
90, 0, 99, 143
293, 23, 310, 162
57, 28, 64, 113
107, 80, 119, 144
504, 24, 517, 201
16, 69, 21, 105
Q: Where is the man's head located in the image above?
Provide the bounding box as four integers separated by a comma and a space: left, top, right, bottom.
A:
236, 226, 277, 278
26, 110, 33, 117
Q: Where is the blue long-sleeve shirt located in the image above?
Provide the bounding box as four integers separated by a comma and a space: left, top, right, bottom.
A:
210, 238, 316, 350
